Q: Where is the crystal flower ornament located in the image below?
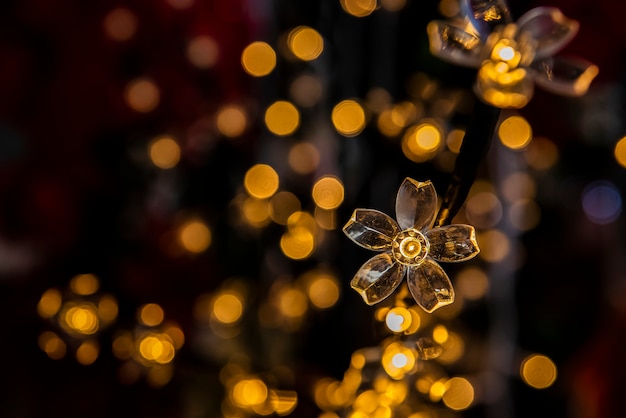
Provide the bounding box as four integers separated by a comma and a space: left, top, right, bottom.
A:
427, 3, 599, 108
343, 178, 479, 312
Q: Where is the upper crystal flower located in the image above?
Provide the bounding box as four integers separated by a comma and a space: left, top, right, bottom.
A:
427, 4, 599, 108
343, 178, 480, 312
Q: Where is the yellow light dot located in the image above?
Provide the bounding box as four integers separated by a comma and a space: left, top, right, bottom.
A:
149, 136, 181, 169
614, 136, 626, 168
385, 307, 412, 333
76, 340, 99, 365
381, 0, 407, 11
69, 273, 100, 296
241, 41, 276, 77
138, 303, 164, 327
103, 8, 137, 42
429, 381, 447, 402
377, 110, 403, 138
278, 287, 308, 318
125, 78, 160, 113
306, 273, 340, 309
213, 293, 244, 324
501, 172, 536, 202
288, 142, 320, 175
402, 123, 442, 162
455, 266, 489, 300
37, 288, 62, 318
314, 206, 337, 230
415, 124, 442, 151
340, 0, 377, 17
443, 377, 474, 410
146, 363, 174, 387
178, 219, 212, 253
525, 136, 559, 170
244, 164, 279, 199
382, 342, 416, 380
139, 334, 176, 364
269, 390, 298, 415
521, 354, 557, 389
433, 325, 448, 344
312, 176, 344, 210
98, 294, 119, 323
187, 35, 219, 69
498, 116, 532, 150
465, 191, 503, 229
332, 100, 366, 137
38, 331, 67, 360
288, 26, 324, 61
446, 129, 465, 153
264, 101, 300, 136
232, 378, 269, 407
64, 304, 100, 335
477, 229, 510, 263
289, 74, 323, 107
280, 227, 315, 260
498, 46, 515, 61
216, 104, 247, 138
269, 191, 301, 225
112, 331, 134, 360
509, 198, 541, 231
241, 196, 271, 227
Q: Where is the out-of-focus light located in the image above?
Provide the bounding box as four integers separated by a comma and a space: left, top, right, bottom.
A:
76, 340, 99, 365
582, 180, 622, 225
332, 100, 366, 137
146, 364, 174, 387
377, 109, 403, 137
455, 266, 489, 300
138, 333, 176, 364
446, 129, 465, 153
367, 87, 392, 114
103, 8, 137, 42
149, 136, 181, 169
438, 0, 460, 17
312, 176, 344, 210
381, 0, 407, 12
138, 303, 164, 327
382, 342, 417, 380
402, 122, 442, 162
340, 0, 376, 17
244, 164, 279, 199
213, 292, 244, 324
37, 289, 62, 318
287, 26, 323, 61
125, 78, 160, 113
264, 101, 300, 136
178, 219, 212, 253
280, 227, 315, 260
217, 104, 248, 138
187, 35, 219, 69
520, 354, 557, 389
39, 331, 67, 360
232, 378, 269, 407
277, 287, 308, 318
288, 142, 320, 174
429, 380, 447, 402
269, 390, 298, 415
477, 229, 510, 263
241, 41, 276, 77
166, 0, 194, 9
269, 191, 301, 225
305, 272, 340, 309
509, 198, 541, 231
525, 136, 559, 170
314, 206, 337, 230
163, 322, 185, 349
242, 197, 271, 227
385, 307, 412, 333
437, 331, 465, 364
615, 136, 626, 168
432, 325, 448, 344
443, 377, 474, 410
501, 172, 536, 202
289, 74, 323, 107
61, 303, 100, 335
391, 102, 419, 128
465, 191, 503, 229
112, 331, 134, 360
98, 295, 118, 323
498, 115, 532, 150
354, 390, 378, 414
69, 274, 100, 296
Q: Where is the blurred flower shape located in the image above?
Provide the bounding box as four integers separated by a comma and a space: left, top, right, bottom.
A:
427, 4, 599, 108
343, 178, 479, 312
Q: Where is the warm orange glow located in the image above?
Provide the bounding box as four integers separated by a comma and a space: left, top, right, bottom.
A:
446, 129, 465, 153
614, 135, 626, 168
149, 136, 181, 169
525, 136, 559, 170
305, 272, 340, 309
138, 303, 164, 327
62, 304, 100, 335
244, 164, 279, 199
217, 104, 247, 138
385, 307, 413, 333
280, 227, 315, 260
37, 288, 62, 318
264, 101, 300, 136
477, 229, 510, 263
287, 26, 324, 61
138, 333, 176, 364
269, 191, 301, 225
289, 74, 323, 107
103, 8, 137, 42
288, 142, 320, 174
38, 331, 67, 360
187, 35, 219, 69
241, 41, 276, 77
178, 219, 212, 253
232, 378, 269, 407
76, 340, 99, 365
498, 115, 532, 150
332, 100, 366, 137
213, 292, 244, 324
455, 266, 489, 300
242, 196, 271, 227
521, 354, 557, 389
340, 0, 376, 17
69, 273, 100, 295
402, 122, 442, 162
509, 198, 541, 231
312, 176, 344, 210
125, 78, 160, 113
443, 377, 474, 410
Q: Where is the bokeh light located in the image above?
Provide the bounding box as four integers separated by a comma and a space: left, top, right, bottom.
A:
149, 136, 181, 169
520, 354, 557, 389
290, 74, 323, 107
287, 26, 324, 61
138, 303, 165, 327
331, 100, 366, 137
524, 136, 559, 170
244, 164, 279, 199
442, 377, 474, 410
178, 219, 212, 253
241, 41, 276, 77
477, 229, 511, 263
125, 78, 160, 113
187, 35, 219, 69
264, 101, 300, 136
213, 292, 244, 325
615, 135, 626, 168
103, 8, 137, 41
455, 266, 489, 300
340, 0, 377, 17
312, 176, 344, 210
217, 104, 248, 138
269, 191, 301, 225
288, 142, 320, 174
498, 115, 532, 150
582, 180, 622, 225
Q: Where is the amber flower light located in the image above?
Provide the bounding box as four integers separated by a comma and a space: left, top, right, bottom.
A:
343, 178, 479, 312
427, 3, 598, 108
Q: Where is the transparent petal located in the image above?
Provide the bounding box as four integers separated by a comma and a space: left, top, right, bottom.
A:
415, 337, 443, 360
426, 224, 480, 262
530, 56, 599, 97
350, 253, 406, 305
406, 258, 454, 313
426, 21, 483, 68
516, 7, 578, 60
475, 62, 534, 109
343, 209, 399, 250
461, 0, 512, 36
395, 178, 438, 231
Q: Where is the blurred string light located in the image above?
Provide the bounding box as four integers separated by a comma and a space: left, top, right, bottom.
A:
581, 180, 622, 225
498, 114, 532, 150
340, 0, 377, 17
241, 41, 277, 77
331, 99, 367, 137
264, 101, 300, 136
217, 104, 248, 138
112, 303, 184, 387
103, 7, 137, 42
286, 26, 324, 61
520, 354, 557, 389
177, 217, 212, 254
186, 35, 219, 69
148, 135, 181, 169
125, 77, 160, 113
37, 274, 118, 365
615, 135, 626, 168
524, 136, 559, 170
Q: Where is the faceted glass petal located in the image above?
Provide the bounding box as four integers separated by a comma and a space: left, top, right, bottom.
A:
516, 7, 578, 60
343, 209, 399, 250
406, 258, 454, 313
415, 337, 443, 360
426, 21, 483, 68
350, 253, 406, 305
426, 224, 480, 262
461, 0, 512, 36
395, 178, 438, 231
530, 56, 599, 97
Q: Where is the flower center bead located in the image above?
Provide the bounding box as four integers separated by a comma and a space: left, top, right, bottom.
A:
392, 228, 429, 266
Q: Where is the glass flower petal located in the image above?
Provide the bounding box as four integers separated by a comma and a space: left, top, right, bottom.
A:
406, 258, 455, 313
343, 209, 399, 250
530, 56, 599, 96
395, 178, 438, 231
350, 253, 406, 305
426, 21, 483, 68
426, 224, 480, 262
516, 7, 578, 60
461, 0, 512, 36
415, 337, 443, 360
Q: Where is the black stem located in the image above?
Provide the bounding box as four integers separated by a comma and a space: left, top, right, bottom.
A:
434, 100, 501, 227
